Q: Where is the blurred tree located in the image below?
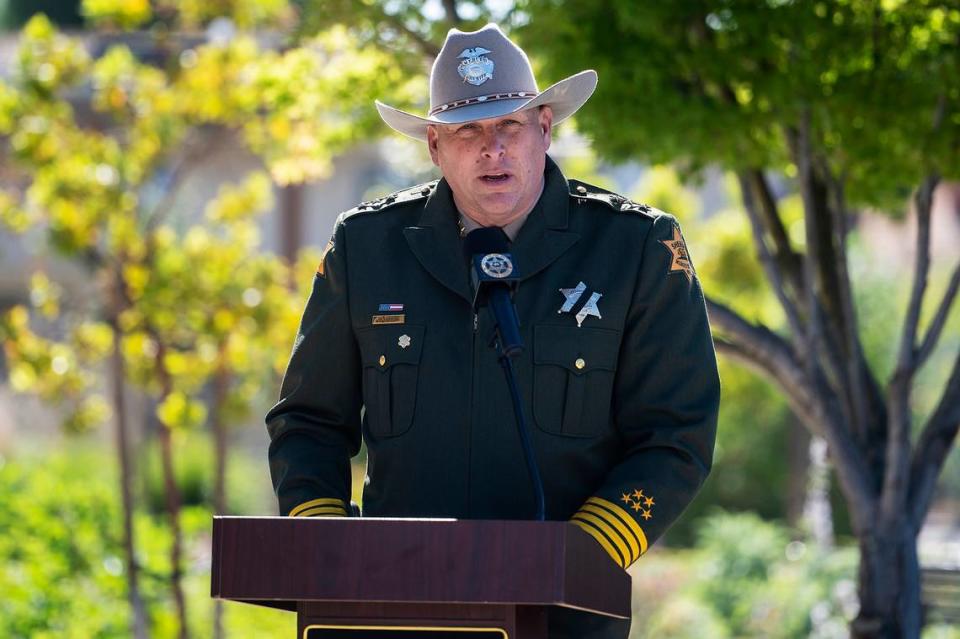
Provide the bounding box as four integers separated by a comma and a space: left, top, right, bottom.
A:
517, 2, 960, 637
0, 3, 378, 636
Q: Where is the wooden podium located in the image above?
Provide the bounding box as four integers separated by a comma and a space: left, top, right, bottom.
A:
211, 517, 631, 638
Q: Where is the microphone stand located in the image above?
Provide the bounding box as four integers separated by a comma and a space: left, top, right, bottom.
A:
491, 333, 546, 522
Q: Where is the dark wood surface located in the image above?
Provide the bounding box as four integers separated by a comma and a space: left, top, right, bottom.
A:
211, 517, 630, 619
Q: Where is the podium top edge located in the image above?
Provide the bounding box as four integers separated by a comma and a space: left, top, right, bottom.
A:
211, 516, 579, 524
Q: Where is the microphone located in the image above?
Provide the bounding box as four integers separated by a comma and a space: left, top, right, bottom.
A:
463, 226, 545, 520
463, 227, 523, 358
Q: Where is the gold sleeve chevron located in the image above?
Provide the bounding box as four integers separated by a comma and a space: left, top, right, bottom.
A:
570, 496, 649, 568
288, 498, 348, 518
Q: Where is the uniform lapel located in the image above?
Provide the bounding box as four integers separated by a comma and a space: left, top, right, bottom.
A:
510, 156, 580, 282
403, 180, 473, 303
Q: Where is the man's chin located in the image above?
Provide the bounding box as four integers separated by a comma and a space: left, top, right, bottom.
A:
474, 199, 523, 225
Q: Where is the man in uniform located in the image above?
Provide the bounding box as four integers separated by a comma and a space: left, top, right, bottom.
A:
266, 24, 720, 638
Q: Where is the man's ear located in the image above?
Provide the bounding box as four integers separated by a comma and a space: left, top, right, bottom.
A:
538, 106, 554, 149
426, 126, 441, 166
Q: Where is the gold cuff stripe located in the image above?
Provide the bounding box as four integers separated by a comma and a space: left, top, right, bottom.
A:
572, 511, 634, 565
296, 505, 348, 518
579, 504, 640, 563
571, 517, 626, 568
586, 497, 649, 556
289, 498, 346, 517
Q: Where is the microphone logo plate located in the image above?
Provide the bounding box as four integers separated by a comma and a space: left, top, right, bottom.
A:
480, 253, 514, 279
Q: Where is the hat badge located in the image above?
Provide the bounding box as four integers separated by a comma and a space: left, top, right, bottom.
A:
457, 47, 494, 86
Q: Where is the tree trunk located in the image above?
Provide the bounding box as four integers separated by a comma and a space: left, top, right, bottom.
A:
852, 525, 921, 639
211, 363, 230, 639
157, 417, 190, 639
109, 321, 149, 639
802, 436, 834, 549
785, 415, 810, 527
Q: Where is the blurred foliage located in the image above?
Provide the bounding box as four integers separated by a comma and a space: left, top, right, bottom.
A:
140, 431, 276, 516
632, 511, 859, 639
517, 0, 960, 211
0, 448, 293, 638
82, 0, 295, 31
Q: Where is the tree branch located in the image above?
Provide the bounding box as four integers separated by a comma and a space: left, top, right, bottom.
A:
742, 168, 804, 295
141, 128, 223, 234
381, 10, 440, 59
713, 336, 818, 427
735, 171, 806, 345
789, 117, 849, 401
817, 156, 871, 441
895, 174, 939, 376
916, 259, 960, 369
883, 174, 939, 523
442, 0, 461, 25
908, 348, 960, 529
707, 297, 877, 532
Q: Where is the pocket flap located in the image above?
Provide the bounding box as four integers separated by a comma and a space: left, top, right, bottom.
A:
356, 324, 425, 368
534, 324, 620, 375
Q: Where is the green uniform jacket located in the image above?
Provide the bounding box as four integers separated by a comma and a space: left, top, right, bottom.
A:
266, 156, 719, 601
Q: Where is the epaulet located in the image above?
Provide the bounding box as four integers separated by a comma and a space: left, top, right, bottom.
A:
341, 180, 439, 219
568, 180, 657, 218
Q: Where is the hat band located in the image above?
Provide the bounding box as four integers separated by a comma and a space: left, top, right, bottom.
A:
429, 90, 537, 117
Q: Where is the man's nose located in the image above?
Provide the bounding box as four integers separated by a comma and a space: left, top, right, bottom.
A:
480, 129, 506, 157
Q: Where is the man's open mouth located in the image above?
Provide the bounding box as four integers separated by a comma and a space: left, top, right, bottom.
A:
481, 173, 510, 183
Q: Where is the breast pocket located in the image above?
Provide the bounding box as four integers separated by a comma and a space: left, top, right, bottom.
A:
356, 324, 425, 438
533, 324, 620, 438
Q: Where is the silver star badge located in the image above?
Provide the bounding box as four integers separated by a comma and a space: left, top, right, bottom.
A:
558, 281, 587, 313
398, 334, 411, 349
575, 292, 602, 328
558, 281, 602, 327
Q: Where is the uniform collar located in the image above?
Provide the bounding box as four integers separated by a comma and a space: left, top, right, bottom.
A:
404, 155, 580, 303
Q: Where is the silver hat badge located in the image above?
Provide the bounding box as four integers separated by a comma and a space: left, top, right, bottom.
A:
457, 47, 494, 86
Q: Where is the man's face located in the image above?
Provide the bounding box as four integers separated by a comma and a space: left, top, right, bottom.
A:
427, 106, 553, 227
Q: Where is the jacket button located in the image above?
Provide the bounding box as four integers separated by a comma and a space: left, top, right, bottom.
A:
575, 358, 586, 370
379, 355, 386, 367
576, 185, 587, 195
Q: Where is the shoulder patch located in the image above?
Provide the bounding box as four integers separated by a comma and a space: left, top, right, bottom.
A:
660, 224, 696, 284
568, 180, 656, 218
342, 180, 439, 219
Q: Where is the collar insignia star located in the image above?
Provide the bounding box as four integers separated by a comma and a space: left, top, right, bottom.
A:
660, 225, 695, 283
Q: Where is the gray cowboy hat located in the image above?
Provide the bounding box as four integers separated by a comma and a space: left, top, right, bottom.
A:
376, 23, 597, 141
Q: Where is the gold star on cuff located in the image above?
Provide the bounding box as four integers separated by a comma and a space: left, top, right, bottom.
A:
644, 496, 655, 507
621, 492, 632, 504
631, 501, 643, 512
633, 489, 644, 500
641, 509, 653, 521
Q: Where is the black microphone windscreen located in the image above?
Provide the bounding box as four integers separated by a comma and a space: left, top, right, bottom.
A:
463, 226, 510, 257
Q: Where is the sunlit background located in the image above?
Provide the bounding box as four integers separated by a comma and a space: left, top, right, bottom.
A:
0, 1, 958, 638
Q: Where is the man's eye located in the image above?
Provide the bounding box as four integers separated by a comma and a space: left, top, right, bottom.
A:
457, 124, 480, 133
